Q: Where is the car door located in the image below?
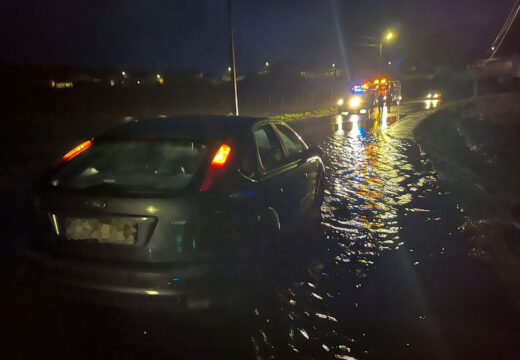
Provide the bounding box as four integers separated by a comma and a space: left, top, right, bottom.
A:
252, 124, 293, 227
274, 123, 318, 215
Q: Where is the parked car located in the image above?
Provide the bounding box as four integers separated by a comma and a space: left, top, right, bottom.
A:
26, 115, 325, 310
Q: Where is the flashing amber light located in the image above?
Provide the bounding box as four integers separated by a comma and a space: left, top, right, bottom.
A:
211, 144, 232, 167
362, 83, 370, 89
61, 140, 92, 162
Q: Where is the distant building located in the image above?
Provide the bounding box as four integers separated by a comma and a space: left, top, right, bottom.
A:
299, 68, 345, 79
469, 55, 520, 95
470, 55, 520, 80
50, 80, 73, 89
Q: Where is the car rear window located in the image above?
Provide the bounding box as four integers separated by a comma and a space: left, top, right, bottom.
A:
51, 140, 207, 193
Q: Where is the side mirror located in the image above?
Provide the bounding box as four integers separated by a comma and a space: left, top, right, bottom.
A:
306, 144, 322, 158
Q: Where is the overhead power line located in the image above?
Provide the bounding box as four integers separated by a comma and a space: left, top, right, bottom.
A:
492, 0, 519, 46
489, 0, 520, 59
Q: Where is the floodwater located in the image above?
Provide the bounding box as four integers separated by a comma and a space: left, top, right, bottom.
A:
2, 105, 519, 360
247, 108, 520, 359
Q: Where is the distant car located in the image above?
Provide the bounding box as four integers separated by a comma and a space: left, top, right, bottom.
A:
338, 92, 375, 115
426, 91, 442, 100
27, 116, 325, 309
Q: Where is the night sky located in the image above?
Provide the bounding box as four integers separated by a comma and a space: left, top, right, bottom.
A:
0, 0, 517, 74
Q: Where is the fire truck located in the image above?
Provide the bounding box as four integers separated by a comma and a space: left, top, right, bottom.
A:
337, 78, 401, 115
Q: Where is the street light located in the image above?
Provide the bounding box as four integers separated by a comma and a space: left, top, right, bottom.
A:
379, 30, 396, 72
265, 61, 269, 67
122, 71, 127, 77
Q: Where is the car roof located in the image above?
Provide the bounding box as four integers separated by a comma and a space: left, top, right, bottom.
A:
98, 115, 273, 143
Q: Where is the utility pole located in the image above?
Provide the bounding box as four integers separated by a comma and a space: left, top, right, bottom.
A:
228, 0, 239, 115
473, 69, 478, 97
378, 42, 383, 73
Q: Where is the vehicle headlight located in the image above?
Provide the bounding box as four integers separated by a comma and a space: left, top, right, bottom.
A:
349, 96, 361, 108
434, 93, 439, 98
337, 98, 344, 106
427, 93, 432, 98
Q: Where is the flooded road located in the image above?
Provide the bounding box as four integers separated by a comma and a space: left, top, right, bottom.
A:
246, 106, 520, 359
2, 103, 519, 360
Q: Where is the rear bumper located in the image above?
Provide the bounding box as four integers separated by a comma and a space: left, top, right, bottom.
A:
24, 248, 239, 310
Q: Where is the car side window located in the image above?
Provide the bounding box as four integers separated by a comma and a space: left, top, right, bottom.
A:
240, 137, 258, 178
276, 125, 305, 158
254, 126, 285, 171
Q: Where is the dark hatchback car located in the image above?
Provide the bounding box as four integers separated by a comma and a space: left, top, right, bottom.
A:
27, 116, 325, 310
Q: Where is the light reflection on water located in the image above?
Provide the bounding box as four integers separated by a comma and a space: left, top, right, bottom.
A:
425, 99, 440, 109
251, 113, 441, 359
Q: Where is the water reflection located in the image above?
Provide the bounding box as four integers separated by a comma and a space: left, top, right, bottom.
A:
425, 99, 440, 109
336, 115, 344, 135
251, 112, 441, 359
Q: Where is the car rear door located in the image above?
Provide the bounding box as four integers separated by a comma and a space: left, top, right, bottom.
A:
274, 123, 318, 216
251, 124, 293, 226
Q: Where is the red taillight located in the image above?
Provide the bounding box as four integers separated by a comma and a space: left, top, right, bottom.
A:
200, 144, 232, 192
61, 140, 92, 162
210, 144, 231, 167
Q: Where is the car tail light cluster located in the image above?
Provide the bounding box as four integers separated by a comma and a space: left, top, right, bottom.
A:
61, 139, 92, 162
200, 144, 232, 192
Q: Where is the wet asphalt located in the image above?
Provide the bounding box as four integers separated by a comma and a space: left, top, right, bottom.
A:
2, 102, 519, 360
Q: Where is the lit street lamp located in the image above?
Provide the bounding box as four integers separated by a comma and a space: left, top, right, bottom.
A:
379, 30, 395, 72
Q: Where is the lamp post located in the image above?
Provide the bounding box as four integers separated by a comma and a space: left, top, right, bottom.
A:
379, 31, 394, 72
228, 0, 239, 116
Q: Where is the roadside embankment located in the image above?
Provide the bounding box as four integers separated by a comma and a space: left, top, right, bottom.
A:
413, 94, 520, 220
413, 94, 520, 298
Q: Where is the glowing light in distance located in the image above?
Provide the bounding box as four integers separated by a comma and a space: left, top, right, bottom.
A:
349, 96, 362, 108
